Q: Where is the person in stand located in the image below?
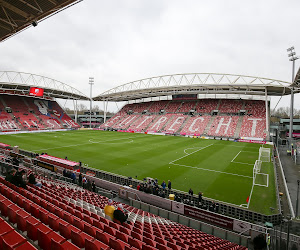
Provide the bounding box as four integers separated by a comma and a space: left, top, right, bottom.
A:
70, 171, 76, 184
92, 181, 96, 192
5, 169, 16, 183
188, 188, 193, 197
65, 156, 68, 160
28, 173, 42, 187
104, 199, 115, 220
78, 173, 82, 186
137, 184, 140, 191
168, 180, 172, 190
82, 176, 87, 189
113, 204, 128, 224
13, 169, 27, 188
198, 192, 203, 204
161, 180, 166, 190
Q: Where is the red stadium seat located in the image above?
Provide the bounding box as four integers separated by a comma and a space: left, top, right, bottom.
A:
51, 238, 80, 250
85, 238, 110, 250
95, 231, 111, 245
70, 230, 93, 248
1, 230, 27, 249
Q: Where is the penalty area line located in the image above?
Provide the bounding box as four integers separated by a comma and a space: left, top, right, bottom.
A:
169, 143, 214, 164
169, 162, 253, 179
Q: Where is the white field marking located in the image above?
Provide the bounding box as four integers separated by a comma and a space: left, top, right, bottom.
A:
183, 147, 204, 155
169, 143, 214, 164
231, 151, 241, 162
36, 136, 136, 151
88, 138, 134, 144
170, 162, 253, 179
231, 161, 254, 166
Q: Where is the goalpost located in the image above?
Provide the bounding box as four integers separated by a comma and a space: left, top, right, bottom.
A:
259, 146, 270, 162
253, 159, 262, 184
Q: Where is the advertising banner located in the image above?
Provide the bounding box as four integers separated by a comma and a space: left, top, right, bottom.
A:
184, 205, 234, 230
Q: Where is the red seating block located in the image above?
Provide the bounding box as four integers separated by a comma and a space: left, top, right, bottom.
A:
85, 238, 110, 250
26, 217, 43, 241
128, 237, 143, 249
59, 223, 80, 240
0, 221, 14, 237
104, 224, 116, 236
48, 214, 60, 231
95, 231, 111, 245
93, 220, 104, 230
143, 237, 156, 247
0, 199, 13, 217
84, 224, 100, 238
14, 241, 37, 250
131, 231, 143, 241
51, 239, 80, 250
116, 231, 129, 243
71, 230, 93, 248
38, 229, 65, 250
1, 230, 27, 249
156, 243, 173, 250
109, 238, 130, 250
7, 204, 21, 224
73, 217, 84, 231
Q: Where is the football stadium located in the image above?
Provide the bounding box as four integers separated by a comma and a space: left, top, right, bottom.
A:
0, 1, 300, 250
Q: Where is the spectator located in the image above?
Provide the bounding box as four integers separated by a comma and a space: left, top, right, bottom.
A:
92, 181, 96, 192
198, 192, 203, 203
104, 199, 115, 220
78, 173, 82, 186
168, 180, 172, 190
189, 188, 193, 197
113, 204, 128, 224
5, 169, 16, 183
161, 180, 166, 190
82, 176, 87, 188
137, 184, 140, 190
87, 179, 92, 191
13, 170, 27, 188
28, 173, 42, 187
70, 171, 76, 183
65, 156, 68, 160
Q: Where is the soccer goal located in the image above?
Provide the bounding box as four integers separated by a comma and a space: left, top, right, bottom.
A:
253, 159, 268, 187
259, 147, 270, 162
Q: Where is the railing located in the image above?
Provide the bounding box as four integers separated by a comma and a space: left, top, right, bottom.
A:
276, 146, 295, 218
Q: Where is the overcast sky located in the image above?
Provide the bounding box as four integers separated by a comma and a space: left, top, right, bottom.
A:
1, 0, 300, 112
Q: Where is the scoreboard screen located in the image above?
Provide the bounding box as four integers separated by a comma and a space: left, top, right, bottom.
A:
29, 87, 44, 97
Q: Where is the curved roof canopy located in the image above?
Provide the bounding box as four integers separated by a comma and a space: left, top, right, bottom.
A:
94, 73, 294, 102
0, 71, 89, 100
0, 0, 82, 42
293, 67, 300, 87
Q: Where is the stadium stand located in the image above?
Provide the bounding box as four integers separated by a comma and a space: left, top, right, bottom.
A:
0, 169, 247, 250
0, 95, 79, 131
101, 99, 267, 140
207, 116, 239, 137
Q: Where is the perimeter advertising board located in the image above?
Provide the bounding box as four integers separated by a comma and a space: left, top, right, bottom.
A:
184, 205, 234, 230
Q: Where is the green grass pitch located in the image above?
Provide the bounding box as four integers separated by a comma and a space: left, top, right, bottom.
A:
0, 130, 277, 215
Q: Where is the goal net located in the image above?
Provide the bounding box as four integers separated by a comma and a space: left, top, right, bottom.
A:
259, 147, 270, 162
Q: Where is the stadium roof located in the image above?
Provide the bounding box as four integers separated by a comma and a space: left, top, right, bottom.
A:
293, 67, 300, 87
94, 73, 295, 102
0, 71, 89, 100
0, 0, 82, 42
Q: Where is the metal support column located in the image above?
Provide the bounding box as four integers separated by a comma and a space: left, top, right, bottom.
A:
265, 88, 270, 141
103, 100, 107, 123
